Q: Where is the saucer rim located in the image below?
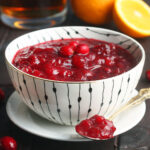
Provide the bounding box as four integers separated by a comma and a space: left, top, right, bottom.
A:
6, 90, 146, 142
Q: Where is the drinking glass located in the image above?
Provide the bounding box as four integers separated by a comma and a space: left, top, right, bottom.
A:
0, 0, 67, 29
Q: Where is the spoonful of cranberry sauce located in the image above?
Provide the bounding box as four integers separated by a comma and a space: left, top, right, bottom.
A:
75, 88, 150, 140
75, 115, 116, 140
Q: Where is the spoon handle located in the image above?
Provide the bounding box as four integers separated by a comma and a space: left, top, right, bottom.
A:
109, 88, 150, 121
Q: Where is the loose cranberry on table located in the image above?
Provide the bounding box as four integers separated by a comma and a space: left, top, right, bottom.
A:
12, 38, 136, 81
146, 70, 150, 81
75, 115, 116, 140
0, 88, 5, 101
0, 136, 17, 150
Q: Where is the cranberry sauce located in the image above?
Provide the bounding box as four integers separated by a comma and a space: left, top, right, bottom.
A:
12, 38, 136, 81
75, 115, 116, 140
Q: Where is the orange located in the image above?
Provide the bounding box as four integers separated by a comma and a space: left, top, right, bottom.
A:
71, 0, 114, 25
113, 0, 150, 38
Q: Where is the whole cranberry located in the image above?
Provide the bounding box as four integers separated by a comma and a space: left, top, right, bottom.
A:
146, 70, 150, 81
60, 45, 74, 57
0, 136, 17, 150
75, 44, 89, 55
0, 88, 5, 101
69, 41, 79, 48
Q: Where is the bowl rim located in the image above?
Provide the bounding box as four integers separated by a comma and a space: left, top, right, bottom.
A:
5, 26, 145, 84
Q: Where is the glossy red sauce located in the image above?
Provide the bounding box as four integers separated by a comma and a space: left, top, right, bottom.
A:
75, 115, 116, 140
12, 38, 135, 81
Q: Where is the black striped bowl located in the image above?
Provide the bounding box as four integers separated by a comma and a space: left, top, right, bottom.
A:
5, 26, 145, 126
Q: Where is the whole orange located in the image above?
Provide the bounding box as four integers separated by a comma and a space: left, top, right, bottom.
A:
71, 0, 115, 25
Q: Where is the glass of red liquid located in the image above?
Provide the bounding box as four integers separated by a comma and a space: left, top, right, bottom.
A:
0, 0, 67, 29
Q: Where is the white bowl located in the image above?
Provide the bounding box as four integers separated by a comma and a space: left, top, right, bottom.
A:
5, 26, 145, 126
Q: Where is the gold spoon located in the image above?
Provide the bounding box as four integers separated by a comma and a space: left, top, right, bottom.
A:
77, 88, 150, 140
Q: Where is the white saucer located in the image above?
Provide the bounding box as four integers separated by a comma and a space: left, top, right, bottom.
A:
6, 90, 146, 142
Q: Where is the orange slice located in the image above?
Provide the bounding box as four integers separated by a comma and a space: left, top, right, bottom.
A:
113, 0, 150, 38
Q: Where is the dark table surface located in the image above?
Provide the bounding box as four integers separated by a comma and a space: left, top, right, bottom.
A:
0, 1, 150, 150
